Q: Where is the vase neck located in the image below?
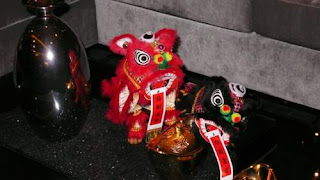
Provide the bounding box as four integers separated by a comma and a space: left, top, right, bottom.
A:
35, 7, 54, 17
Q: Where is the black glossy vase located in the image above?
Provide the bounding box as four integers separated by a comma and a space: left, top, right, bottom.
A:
14, 0, 91, 142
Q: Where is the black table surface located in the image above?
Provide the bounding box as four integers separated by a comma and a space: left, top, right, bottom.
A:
0, 44, 319, 180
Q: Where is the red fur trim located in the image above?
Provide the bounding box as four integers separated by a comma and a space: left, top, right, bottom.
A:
101, 79, 113, 98
101, 75, 126, 98
105, 107, 126, 124
155, 28, 177, 51
105, 85, 133, 125
109, 34, 136, 55
127, 111, 149, 140
164, 109, 180, 125
137, 97, 150, 106
114, 60, 143, 92
168, 54, 184, 68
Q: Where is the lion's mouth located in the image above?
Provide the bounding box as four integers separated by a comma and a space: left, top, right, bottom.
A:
144, 73, 177, 96
150, 79, 169, 89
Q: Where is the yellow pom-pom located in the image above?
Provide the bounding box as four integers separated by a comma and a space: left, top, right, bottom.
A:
164, 52, 172, 61
231, 113, 241, 123
220, 105, 231, 115
154, 54, 164, 64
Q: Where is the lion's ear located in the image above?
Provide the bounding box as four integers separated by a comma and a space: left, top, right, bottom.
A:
109, 34, 136, 55
155, 28, 177, 51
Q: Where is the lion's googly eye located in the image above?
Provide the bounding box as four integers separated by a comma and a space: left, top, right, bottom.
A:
210, 89, 224, 107
134, 50, 151, 65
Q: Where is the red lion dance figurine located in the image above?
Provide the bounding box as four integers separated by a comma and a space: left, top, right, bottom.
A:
101, 29, 184, 144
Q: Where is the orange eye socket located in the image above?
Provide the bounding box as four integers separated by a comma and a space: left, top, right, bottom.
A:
220, 105, 231, 115
231, 113, 241, 123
